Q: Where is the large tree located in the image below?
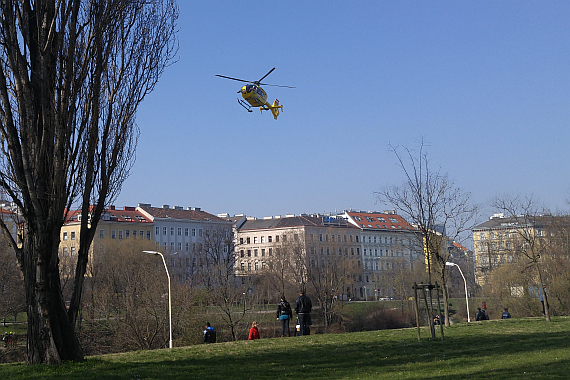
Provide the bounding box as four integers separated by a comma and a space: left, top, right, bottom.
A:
0, 0, 177, 363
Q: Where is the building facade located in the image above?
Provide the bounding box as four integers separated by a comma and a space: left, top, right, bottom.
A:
235, 214, 363, 298
340, 210, 422, 299
60, 205, 154, 260
137, 204, 233, 284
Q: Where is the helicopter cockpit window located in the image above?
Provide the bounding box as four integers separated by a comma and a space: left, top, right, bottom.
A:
245, 84, 254, 93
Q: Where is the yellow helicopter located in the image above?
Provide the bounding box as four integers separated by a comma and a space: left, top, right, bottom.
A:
216, 68, 294, 120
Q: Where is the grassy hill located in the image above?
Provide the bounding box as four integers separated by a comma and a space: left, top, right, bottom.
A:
3, 317, 570, 379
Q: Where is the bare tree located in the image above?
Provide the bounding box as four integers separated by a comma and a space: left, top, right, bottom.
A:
491, 195, 553, 321
303, 228, 359, 330
0, 1, 178, 363
264, 230, 304, 299
377, 138, 478, 328
198, 227, 250, 341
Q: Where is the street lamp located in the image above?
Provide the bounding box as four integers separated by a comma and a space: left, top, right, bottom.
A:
446, 262, 470, 322
143, 250, 172, 348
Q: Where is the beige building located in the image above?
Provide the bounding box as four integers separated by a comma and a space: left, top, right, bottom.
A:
60, 206, 154, 260
472, 213, 549, 287
235, 214, 365, 299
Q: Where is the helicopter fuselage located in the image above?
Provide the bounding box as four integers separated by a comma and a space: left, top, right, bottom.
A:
240, 84, 269, 108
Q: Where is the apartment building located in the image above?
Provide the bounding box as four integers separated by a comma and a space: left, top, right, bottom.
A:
61, 205, 153, 252
339, 210, 422, 298
471, 213, 557, 287
235, 214, 363, 298
137, 204, 233, 283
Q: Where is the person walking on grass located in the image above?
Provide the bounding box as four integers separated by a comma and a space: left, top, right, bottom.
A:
248, 321, 260, 340
294, 291, 312, 336
501, 308, 511, 319
276, 296, 293, 337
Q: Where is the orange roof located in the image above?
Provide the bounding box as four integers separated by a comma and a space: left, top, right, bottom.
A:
345, 211, 415, 231
65, 206, 152, 224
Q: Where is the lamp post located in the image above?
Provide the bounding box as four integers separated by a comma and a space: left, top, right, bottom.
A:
446, 262, 470, 322
143, 250, 172, 348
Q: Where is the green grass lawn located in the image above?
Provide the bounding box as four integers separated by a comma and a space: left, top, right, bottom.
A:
3, 317, 570, 379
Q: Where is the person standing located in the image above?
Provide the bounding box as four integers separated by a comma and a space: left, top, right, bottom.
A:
501, 308, 511, 319
294, 291, 312, 336
203, 322, 216, 344
248, 321, 260, 340
276, 296, 293, 337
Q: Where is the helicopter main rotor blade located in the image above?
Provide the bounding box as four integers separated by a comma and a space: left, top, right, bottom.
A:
256, 67, 275, 84
258, 82, 296, 88
215, 74, 250, 83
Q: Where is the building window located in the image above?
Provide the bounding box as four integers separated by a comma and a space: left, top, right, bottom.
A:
147, 231, 151, 240
132, 230, 137, 238
192, 228, 196, 236
254, 249, 258, 257
71, 247, 76, 256
163, 227, 167, 235
247, 237, 251, 244
170, 227, 174, 235
268, 236, 272, 243
111, 230, 116, 239
71, 231, 76, 240
248, 262, 252, 271
63, 247, 68, 256
199, 229, 203, 237
126, 230, 130, 238
185, 228, 189, 236
275, 235, 279, 243
63, 232, 68, 240
99, 229, 104, 239
155, 226, 160, 235
178, 227, 182, 236
255, 262, 259, 271
178, 243, 182, 251
186, 243, 190, 251
118, 230, 123, 239
241, 263, 245, 271
240, 250, 244, 258
254, 237, 258, 244
261, 236, 265, 243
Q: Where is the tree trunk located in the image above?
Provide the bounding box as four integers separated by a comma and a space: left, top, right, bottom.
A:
22, 228, 83, 363
536, 264, 551, 322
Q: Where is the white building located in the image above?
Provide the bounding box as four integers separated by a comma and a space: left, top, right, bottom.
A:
339, 210, 422, 298
137, 204, 233, 283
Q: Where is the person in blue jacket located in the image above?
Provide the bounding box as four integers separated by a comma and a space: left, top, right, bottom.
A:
203, 322, 216, 343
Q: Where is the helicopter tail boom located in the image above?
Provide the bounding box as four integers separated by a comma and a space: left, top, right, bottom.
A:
260, 99, 282, 120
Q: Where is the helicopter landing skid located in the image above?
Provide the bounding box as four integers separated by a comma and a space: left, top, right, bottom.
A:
237, 98, 253, 113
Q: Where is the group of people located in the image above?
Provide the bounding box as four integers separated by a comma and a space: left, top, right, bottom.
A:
475, 307, 512, 321
276, 291, 313, 337
203, 291, 313, 343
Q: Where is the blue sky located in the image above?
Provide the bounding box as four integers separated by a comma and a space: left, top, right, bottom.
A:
114, 0, 570, 220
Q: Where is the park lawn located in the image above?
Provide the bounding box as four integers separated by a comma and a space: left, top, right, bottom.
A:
3, 316, 570, 379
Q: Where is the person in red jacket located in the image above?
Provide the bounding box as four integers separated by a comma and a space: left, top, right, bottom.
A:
248, 321, 260, 340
